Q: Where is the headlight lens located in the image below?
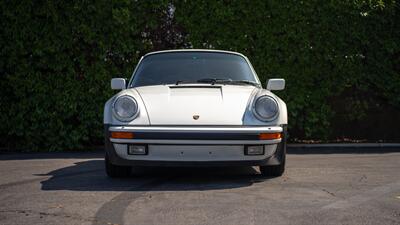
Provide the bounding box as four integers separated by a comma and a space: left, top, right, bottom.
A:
113, 95, 138, 121
254, 96, 279, 121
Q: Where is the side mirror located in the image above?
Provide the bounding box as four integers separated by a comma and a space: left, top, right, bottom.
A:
111, 78, 126, 90
266, 78, 285, 91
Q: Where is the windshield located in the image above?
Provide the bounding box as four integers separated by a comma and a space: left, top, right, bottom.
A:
130, 52, 258, 87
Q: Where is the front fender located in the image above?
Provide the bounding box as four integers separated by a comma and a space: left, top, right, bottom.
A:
243, 89, 287, 126
103, 89, 150, 125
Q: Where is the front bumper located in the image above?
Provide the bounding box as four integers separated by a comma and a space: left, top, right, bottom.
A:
105, 125, 286, 167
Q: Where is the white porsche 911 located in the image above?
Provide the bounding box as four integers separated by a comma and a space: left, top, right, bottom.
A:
104, 49, 287, 177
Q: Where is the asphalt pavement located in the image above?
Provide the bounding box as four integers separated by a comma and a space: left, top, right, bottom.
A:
0, 151, 399, 225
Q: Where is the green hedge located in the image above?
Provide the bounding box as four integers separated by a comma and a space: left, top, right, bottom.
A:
1, 1, 399, 151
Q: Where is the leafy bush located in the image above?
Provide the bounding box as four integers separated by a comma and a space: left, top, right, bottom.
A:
0, 1, 171, 150
173, 0, 400, 140
1, 0, 399, 151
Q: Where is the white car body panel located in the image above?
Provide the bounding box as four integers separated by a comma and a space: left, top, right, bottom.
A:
104, 88, 150, 125
104, 84, 287, 126
135, 84, 256, 125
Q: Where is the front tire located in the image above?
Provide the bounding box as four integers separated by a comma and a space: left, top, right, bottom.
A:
259, 157, 285, 177
260, 125, 287, 177
105, 154, 131, 178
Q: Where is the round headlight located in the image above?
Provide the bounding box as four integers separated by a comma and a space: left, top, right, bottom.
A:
113, 95, 139, 121
253, 95, 279, 121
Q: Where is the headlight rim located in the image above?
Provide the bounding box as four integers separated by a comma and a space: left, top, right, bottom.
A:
112, 95, 139, 122
252, 95, 279, 122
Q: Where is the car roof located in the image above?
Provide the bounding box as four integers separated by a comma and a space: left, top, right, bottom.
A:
144, 49, 247, 58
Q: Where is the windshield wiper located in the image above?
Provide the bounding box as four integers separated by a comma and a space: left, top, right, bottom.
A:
197, 78, 260, 87
228, 80, 260, 87
175, 78, 260, 87
196, 78, 232, 85
175, 78, 231, 85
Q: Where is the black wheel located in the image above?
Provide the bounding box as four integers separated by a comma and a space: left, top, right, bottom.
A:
260, 126, 287, 177
259, 158, 285, 177
105, 154, 131, 178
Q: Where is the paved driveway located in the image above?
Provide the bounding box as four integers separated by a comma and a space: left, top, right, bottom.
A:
0, 152, 399, 225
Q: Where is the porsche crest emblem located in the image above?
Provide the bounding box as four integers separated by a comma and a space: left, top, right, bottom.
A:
193, 115, 200, 120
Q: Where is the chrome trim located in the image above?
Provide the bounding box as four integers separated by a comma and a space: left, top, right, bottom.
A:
143, 49, 246, 58
110, 138, 281, 145
109, 126, 283, 133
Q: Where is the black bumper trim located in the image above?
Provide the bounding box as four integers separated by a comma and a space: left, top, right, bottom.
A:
119, 132, 263, 140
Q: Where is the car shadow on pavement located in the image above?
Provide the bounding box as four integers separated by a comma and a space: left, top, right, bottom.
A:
39, 160, 271, 192
0, 151, 104, 160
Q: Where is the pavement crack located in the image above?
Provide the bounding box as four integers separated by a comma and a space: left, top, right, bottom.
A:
322, 188, 336, 197
322, 181, 400, 210
358, 174, 367, 182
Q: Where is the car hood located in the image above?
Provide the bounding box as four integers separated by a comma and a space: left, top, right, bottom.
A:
135, 84, 258, 125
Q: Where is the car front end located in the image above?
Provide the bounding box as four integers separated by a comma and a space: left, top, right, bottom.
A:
104, 50, 287, 177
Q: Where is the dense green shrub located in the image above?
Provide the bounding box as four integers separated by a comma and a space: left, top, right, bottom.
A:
1, 0, 399, 151
0, 0, 173, 150
173, 0, 400, 140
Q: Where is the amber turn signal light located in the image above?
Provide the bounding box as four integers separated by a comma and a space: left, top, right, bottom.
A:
111, 132, 134, 139
259, 132, 281, 140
